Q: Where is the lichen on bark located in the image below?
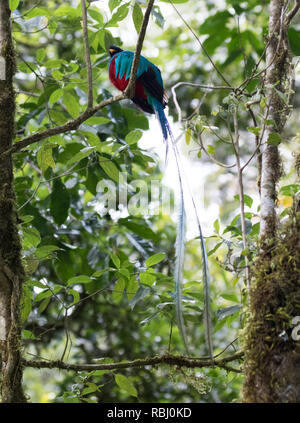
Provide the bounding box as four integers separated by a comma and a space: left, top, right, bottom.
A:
242, 204, 300, 402
0, 0, 26, 403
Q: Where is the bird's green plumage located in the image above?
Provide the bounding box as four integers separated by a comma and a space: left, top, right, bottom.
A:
108, 46, 213, 356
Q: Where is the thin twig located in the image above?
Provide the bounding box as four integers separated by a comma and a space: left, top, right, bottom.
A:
232, 107, 250, 288
198, 131, 236, 169
168, 0, 232, 88
285, 0, 300, 25
171, 82, 232, 122
80, 0, 93, 109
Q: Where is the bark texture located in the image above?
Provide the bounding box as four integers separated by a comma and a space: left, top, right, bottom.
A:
0, 1, 26, 403
260, 0, 294, 238
243, 206, 300, 402
243, 0, 300, 403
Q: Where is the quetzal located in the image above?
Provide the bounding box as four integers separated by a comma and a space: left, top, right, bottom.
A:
108, 45, 170, 142
108, 45, 213, 357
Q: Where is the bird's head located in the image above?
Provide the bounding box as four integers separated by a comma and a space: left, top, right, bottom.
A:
109, 45, 123, 57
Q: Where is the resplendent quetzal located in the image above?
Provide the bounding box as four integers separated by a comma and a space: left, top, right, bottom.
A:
108, 45, 170, 142
108, 45, 213, 357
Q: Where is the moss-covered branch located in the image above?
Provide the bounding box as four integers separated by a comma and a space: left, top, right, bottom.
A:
22, 351, 244, 373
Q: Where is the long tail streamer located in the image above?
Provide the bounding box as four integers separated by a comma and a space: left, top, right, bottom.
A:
164, 119, 213, 358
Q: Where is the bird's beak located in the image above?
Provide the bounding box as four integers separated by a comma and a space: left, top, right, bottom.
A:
109, 48, 115, 54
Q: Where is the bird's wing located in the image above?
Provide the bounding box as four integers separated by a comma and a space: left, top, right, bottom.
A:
113, 52, 167, 108
113, 51, 133, 80
138, 65, 167, 107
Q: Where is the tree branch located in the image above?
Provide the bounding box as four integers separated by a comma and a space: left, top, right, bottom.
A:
125, 0, 155, 98
1, 0, 156, 159
1, 94, 124, 157
22, 351, 244, 373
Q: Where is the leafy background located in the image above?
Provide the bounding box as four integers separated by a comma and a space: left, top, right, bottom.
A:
11, 0, 299, 402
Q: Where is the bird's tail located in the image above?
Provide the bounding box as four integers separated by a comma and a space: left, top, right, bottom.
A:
154, 102, 168, 140
161, 113, 214, 358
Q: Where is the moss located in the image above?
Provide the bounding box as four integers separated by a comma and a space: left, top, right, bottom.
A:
295, 152, 300, 179
242, 202, 300, 402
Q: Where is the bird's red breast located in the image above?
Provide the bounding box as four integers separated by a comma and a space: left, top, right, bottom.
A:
109, 56, 148, 100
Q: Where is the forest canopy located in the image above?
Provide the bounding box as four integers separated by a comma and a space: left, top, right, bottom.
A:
0, 0, 299, 404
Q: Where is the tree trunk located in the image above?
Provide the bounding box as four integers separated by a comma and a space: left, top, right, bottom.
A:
0, 1, 27, 403
243, 0, 300, 402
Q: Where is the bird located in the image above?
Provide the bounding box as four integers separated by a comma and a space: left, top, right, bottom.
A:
108, 45, 170, 142
107, 45, 213, 357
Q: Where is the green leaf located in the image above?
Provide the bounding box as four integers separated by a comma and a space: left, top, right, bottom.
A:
22, 227, 41, 249
63, 91, 80, 118
129, 286, 150, 309
207, 145, 215, 155
213, 219, 220, 233
25, 7, 50, 18
35, 289, 53, 302
125, 129, 143, 145
44, 59, 64, 68
234, 194, 253, 208
66, 146, 96, 166
126, 276, 139, 301
37, 143, 56, 173
109, 4, 129, 26
84, 116, 110, 125
9, 0, 20, 11
185, 130, 192, 145
49, 88, 64, 107
267, 132, 281, 146
67, 275, 92, 285
110, 253, 121, 268
288, 28, 300, 56
199, 11, 232, 34
67, 288, 80, 305
52, 69, 64, 80
88, 9, 103, 26
38, 297, 51, 314
220, 292, 239, 303
35, 245, 60, 259
82, 383, 99, 396
207, 241, 223, 256
112, 278, 125, 303
132, 4, 143, 34
54, 5, 78, 18
145, 253, 166, 267
98, 156, 120, 183
114, 374, 137, 398
160, 0, 189, 3
22, 329, 36, 339
118, 219, 159, 243
109, 0, 120, 12
139, 271, 156, 286
50, 179, 70, 226
247, 126, 260, 136
36, 49, 46, 63
279, 184, 299, 196
21, 288, 32, 324
92, 268, 115, 277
